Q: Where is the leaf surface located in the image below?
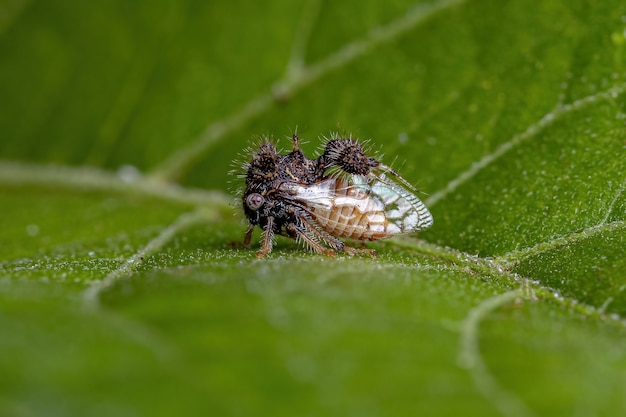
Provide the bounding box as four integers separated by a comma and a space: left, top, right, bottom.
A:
1, 0, 625, 416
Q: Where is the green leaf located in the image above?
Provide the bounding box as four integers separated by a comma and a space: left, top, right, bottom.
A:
1, 0, 625, 416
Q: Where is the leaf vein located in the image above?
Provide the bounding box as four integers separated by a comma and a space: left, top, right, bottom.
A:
458, 289, 536, 417
600, 178, 626, 226
149, 0, 467, 181
426, 82, 626, 208
0, 160, 232, 208
82, 208, 213, 306
496, 219, 626, 265
284, 0, 322, 81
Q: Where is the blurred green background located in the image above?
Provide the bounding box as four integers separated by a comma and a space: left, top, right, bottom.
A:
1, 0, 626, 416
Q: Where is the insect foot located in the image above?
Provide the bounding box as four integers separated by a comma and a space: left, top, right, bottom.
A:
237, 133, 433, 257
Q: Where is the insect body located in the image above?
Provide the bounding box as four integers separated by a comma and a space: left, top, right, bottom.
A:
240, 134, 433, 257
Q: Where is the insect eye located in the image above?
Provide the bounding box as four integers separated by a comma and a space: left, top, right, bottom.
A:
246, 193, 265, 211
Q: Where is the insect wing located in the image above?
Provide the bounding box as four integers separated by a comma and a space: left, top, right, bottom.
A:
280, 175, 432, 240
365, 173, 433, 232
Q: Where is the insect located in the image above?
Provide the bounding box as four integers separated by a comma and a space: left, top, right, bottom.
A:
239, 133, 433, 257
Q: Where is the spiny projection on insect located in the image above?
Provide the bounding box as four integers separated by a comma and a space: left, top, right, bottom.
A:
237, 133, 433, 258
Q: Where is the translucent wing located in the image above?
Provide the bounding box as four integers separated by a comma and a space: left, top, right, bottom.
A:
279, 175, 433, 241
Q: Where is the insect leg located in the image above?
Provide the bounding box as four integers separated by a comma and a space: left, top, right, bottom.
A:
299, 216, 345, 251
257, 217, 275, 258
287, 223, 336, 257
289, 206, 345, 252
242, 224, 254, 247
299, 215, 376, 258
341, 245, 377, 258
